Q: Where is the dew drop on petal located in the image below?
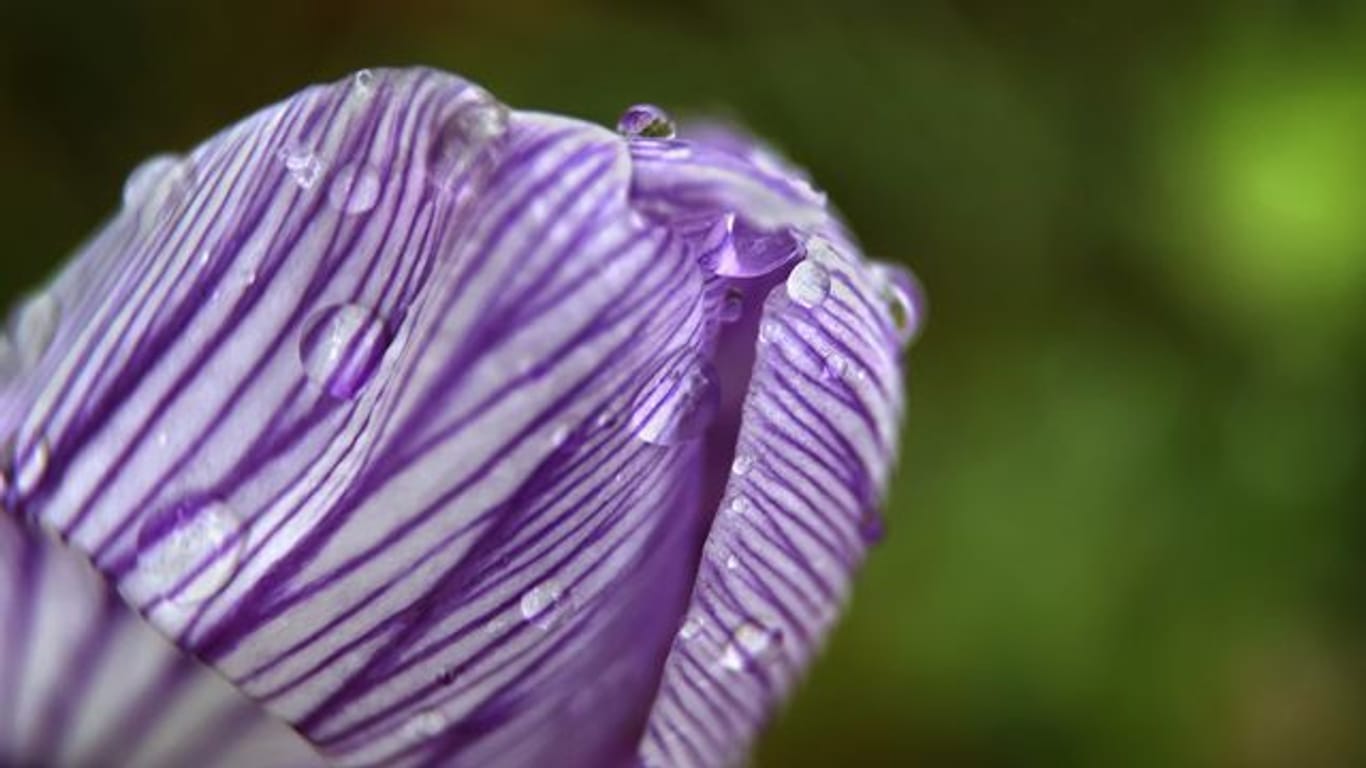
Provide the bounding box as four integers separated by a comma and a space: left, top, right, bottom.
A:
719, 289, 744, 324
728, 495, 752, 516
731, 453, 754, 477
122, 154, 194, 212
431, 86, 510, 183
354, 68, 375, 92
299, 304, 392, 400
10, 292, 59, 369
519, 580, 566, 631
328, 162, 381, 215
678, 615, 704, 641
719, 621, 780, 672
616, 104, 677, 139
403, 709, 447, 740
786, 260, 831, 308
136, 498, 245, 604
550, 424, 572, 448
11, 437, 50, 499
280, 147, 325, 189
630, 353, 720, 446
724, 553, 740, 571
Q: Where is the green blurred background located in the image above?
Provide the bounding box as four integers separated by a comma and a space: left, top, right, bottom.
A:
2, 1, 1364, 765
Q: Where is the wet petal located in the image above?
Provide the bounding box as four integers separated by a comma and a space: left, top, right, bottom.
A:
639, 237, 909, 767
0, 513, 322, 767
628, 138, 828, 231
0, 68, 722, 767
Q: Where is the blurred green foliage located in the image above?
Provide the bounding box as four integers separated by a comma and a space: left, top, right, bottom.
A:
2, 1, 1364, 765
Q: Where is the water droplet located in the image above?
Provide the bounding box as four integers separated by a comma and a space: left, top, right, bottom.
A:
629, 353, 720, 446
724, 553, 739, 571
678, 615, 704, 641
550, 424, 572, 448
758, 320, 782, 346
616, 104, 676, 139
354, 69, 375, 91
280, 147, 325, 189
123, 154, 193, 211
136, 498, 245, 604
299, 304, 392, 400
731, 453, 754, 477
404, 709, 446, 740
821, 353, 849, 381
719, 289, 744, 324
786, 260, 831, 308
328, 162, 381, 215
519, 580, 566, 631
431, 86, 510, 184
872, 263, 924, 345
803, 235, 841, 266
11, 437, 50, 498
728, 496, 752, 516
10, 292, 59, 369
719, 621, 780, 672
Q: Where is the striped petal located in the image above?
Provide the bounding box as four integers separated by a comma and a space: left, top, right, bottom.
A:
637, 131, 915, 766
0, 513, 322, 767
0, 69, 916, 768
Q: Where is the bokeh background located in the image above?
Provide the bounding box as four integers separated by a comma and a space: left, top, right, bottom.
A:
2, 1, 1364, 765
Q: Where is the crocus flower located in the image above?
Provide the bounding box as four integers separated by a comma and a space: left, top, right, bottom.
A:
0, 68, 920, 767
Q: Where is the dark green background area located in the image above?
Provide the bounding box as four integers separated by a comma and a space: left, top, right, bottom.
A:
3, 1, 1364, 765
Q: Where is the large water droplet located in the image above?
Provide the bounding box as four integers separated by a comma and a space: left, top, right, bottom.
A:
299, 304, 392, 400
431, 86, 510, 184
630, 353, 720, 446
328, 162, 381, 215
719, 621, 781, 672
10, 292, 59, 369
280, 147, 325, 189
123, 154, 194, 212
616, 104, 676, 139
786, 260, 831, 308
136, 498, 245, 604
519, 580, 566, 631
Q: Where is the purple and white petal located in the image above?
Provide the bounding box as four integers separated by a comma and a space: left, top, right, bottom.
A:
0, 513, 322, 767
638, 234, 913, 767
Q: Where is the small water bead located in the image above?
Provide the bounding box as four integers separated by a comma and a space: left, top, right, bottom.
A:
724, 553, 740, 571
11, 437, 50, 499
280, 147, 325, 189
403, 709, 447, 740
327, 162, 381, 215
731, 453, 754, 477
719, 621, 780, 672
519, 580, 566, 631
719, 289, 744, 324
616, 104, 677, 140
299, 304, 392, 400
629, 353, 720, 446
786, 260, 831, 308
677, 615, 704, 641
353, 68, 375, 92
9, 292, 59, 369
549, 424, 573, 448
135, 498, 245, 604
728, 495, 752, 516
